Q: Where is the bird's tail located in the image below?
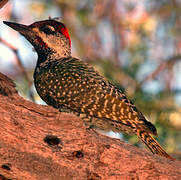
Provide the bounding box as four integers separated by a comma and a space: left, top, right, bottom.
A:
137, 130, 174, 160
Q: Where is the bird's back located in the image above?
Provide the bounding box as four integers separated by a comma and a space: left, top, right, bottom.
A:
34, 57, 157, 136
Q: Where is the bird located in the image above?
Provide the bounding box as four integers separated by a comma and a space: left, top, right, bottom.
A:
3, 18, 173, 159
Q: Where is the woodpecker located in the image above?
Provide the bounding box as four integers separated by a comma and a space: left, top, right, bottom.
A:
3, 19, 173, 159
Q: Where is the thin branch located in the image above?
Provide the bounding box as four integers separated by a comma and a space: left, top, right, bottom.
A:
0, 37, 35, 102
138, 55, 181, 87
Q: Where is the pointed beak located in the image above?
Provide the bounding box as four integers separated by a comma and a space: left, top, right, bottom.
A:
3, 21, 38, 48
3, 21, 31, 36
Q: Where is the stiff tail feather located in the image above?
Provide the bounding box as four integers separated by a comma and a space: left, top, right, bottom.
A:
137, 130, 174, 160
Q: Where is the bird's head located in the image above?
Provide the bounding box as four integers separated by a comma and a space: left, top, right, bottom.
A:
3, 19, 71, 58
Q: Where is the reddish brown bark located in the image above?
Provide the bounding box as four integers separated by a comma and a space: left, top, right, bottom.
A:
0, 72, 181, 180
0, 0, 8, 9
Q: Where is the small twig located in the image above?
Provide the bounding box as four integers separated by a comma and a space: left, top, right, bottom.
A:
0, 37, 35, 102
138, 55, 181, 87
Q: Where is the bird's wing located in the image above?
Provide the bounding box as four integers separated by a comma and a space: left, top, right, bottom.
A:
60, 58, 157, 135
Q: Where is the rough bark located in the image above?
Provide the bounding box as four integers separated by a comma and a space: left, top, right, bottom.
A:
0, 72, 181, 180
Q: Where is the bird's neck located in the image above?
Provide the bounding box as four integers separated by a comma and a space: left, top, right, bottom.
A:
35, 41, 71, 67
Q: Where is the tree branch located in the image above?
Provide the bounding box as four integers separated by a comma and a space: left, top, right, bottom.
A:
0, 72, 181, 179
0, 37, 35, 102
138, 55, 181, 87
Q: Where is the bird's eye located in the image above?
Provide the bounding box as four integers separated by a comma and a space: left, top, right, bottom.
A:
40, 26, 55, 35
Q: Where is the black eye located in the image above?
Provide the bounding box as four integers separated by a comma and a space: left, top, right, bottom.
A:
40, 26, 55, 35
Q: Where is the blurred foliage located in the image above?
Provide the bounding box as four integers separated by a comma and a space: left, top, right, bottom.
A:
0, 0, 181, 159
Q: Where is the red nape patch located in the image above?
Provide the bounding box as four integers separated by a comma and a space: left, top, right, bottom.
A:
60, 27, 71, 47
35, 36, 48, 49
